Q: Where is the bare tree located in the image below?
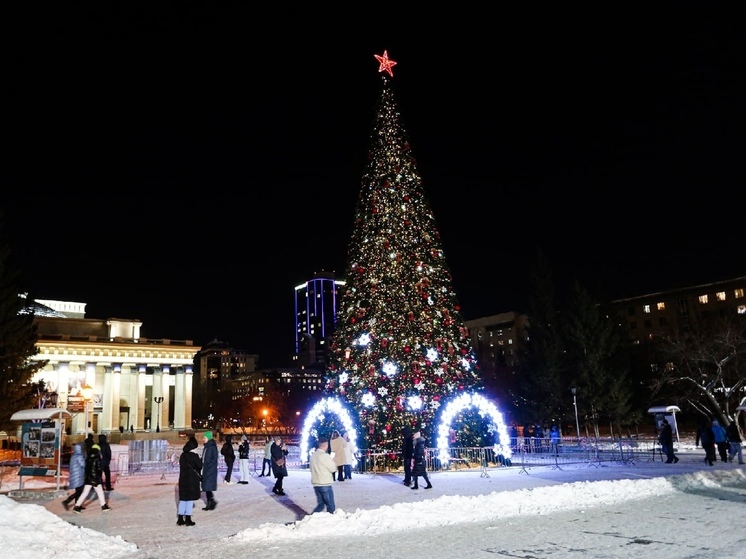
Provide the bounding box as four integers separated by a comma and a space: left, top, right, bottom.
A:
651, 315, 746, 426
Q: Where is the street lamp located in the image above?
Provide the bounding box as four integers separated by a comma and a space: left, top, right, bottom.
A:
81, 384, 94, 435
570, 386, 581, 442
154, 396, 164, 433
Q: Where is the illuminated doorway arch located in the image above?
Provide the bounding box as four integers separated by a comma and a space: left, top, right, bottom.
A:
299, 397, 358, 464
436, 393, 512, 465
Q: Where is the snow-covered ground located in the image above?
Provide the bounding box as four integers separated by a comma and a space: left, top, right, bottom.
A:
1, 446, 744, 559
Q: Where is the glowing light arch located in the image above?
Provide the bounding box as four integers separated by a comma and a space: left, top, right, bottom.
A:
299, 397, 358, 464
436, 393, 512, 464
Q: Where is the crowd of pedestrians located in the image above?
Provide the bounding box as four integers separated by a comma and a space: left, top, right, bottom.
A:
59, 418, 744, 523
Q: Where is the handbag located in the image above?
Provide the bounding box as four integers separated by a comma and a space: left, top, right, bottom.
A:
274, 457, 285, 467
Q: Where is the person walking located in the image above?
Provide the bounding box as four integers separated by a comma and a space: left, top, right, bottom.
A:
61, 443, 86, 511
270, 435, 289, 496
220, 435, 235, 484
309, 437, 337, 514
699, 419, 716, 466
200, 431, 218, 511
410, 431, 432, 490
330, 430, 347, 482
725, 420, 744, 464
98, 433, 113, 491
237, 435, 250, 484
259, 436, 273, 477
658, 419, 679, 463
711, 420, 728, 462
73, 443, 111, 513
177, 435, 202, 526
402, 426, 413, 486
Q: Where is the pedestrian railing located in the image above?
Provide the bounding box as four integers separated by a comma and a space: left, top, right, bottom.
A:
111, 437, 672, 480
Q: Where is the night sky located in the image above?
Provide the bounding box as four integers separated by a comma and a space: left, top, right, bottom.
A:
5, 6, 744, 368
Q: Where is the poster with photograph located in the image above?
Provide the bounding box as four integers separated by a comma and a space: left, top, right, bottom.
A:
22, 421, 59, 466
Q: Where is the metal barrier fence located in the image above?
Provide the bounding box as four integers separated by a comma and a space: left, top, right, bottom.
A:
358, 437, 668, 475
118, 443, 288, 479
113, 437, 669, 480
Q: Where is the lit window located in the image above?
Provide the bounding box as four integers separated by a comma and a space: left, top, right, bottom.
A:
716, 291, 726, 301
738, 305, 746, 315
643, 305, 651, 314
657, 302, 665, 311
698, 295, 709, 304
735, 288, 744, 299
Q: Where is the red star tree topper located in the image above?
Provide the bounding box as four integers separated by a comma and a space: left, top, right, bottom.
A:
374, 50, 397, 77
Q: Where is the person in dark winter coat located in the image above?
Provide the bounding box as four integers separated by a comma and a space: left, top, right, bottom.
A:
270, 435, 289, 496
699, 420, 716, 466
726, 420, 744, 464
200, 431, 218, 510
658, 419, 678, 463
98, 433, 113, 490
410, 431, 432, 490
177, 436, 202, 526
62, 443, 86, 510
402, 427, 413, 486
220, 435, 235, 484
73, 443, 110, 513
84, 433, 95, 456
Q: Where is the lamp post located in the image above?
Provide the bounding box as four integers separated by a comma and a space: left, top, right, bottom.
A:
154, 396, 164, 433
81, 384, 94, 435
570, 386, 581, 442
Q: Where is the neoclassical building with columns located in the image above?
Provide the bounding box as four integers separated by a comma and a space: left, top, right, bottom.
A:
27, 299, 199, 436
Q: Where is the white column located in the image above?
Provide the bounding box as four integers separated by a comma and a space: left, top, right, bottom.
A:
137, 365, 147, 430
174, 367, 186, 430
102, 365, 114, 432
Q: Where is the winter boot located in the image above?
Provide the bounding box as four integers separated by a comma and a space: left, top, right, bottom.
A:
205, 499, 217, 511
73, 506, 83, 514
184, 515, 196, 526
177, 514, 185, 525
424, 482, 433, 489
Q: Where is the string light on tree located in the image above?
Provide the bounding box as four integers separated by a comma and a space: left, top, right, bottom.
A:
325, 51, 485, 456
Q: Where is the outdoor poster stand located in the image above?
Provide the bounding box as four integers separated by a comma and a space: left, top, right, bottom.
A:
648, 405, 681, 446
10, 408, 72, 490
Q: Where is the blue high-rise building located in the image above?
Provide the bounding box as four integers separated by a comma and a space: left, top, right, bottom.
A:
293, 271, 345, 369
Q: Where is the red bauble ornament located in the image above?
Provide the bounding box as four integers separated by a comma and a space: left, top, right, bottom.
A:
455, 305, 461, 312
385, 423, 392, 432
436, 377, 442, 384
404, 346, 410, 353
350, 317, 356, 324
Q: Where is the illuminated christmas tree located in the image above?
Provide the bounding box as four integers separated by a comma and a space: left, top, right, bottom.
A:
327, 52, 483, 455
